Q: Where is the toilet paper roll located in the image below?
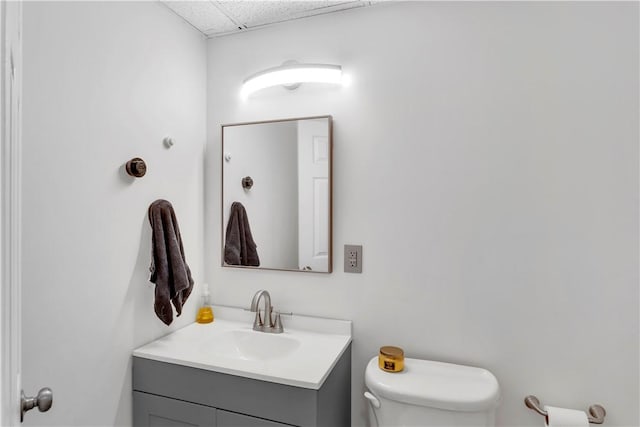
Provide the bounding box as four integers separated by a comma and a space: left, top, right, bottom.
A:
544, 405, 589, 427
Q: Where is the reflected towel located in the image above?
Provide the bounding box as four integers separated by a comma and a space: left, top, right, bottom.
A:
224, 202, 260, 267
148, 199, 194, 325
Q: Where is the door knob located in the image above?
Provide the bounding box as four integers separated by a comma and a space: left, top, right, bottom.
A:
21, 387, 53, 421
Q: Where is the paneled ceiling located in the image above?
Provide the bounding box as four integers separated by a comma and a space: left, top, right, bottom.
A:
162, 1, 376, 38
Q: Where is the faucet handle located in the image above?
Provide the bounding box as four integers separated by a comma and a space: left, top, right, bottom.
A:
253, 309, 263, 329
265, 305, 274, 328
273, 312, 284, 333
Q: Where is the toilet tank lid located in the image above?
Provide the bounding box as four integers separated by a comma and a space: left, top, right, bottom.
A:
365, 357, 500, 412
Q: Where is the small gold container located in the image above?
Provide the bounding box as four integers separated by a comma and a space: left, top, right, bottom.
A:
378, 346, 404, 373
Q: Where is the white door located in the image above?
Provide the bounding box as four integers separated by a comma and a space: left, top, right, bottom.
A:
1, 3, 52, 424
297, 118, 330, 272
1, 1, 22, 424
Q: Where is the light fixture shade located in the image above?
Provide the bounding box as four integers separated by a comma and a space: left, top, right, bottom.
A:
241, 63, 342, 98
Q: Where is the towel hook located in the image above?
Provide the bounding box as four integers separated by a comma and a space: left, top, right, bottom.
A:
125, 157, 147, 178
242, 176, 254, 190
524, 395, 606, 424
163, 137, 175, 148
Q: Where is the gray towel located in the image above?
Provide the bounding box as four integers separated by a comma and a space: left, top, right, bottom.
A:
148, 199, 194, 325
224, 202, 260, 267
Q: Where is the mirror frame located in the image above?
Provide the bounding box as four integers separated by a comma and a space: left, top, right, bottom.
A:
221, 115, 333, 273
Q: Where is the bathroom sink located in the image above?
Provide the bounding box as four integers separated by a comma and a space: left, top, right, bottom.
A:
133, 305, 351, 389
199, 330, 301, 361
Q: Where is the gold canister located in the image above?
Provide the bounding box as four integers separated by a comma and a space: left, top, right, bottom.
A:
378, 346, 404, 373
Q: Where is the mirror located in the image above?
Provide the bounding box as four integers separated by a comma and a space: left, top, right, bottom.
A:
222, 116, 332, 273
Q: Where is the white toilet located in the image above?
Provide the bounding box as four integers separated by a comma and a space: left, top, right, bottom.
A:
364, 356, 500, 426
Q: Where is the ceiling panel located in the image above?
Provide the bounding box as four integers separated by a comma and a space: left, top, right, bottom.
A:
162, 0, 373, 37
163, 1, 240, 34
215, 1, 364, 28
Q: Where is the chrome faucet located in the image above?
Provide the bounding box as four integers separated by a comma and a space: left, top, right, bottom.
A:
250, 290, 283, 333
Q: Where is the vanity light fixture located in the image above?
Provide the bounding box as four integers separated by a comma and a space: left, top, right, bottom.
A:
241, 62, 343, 98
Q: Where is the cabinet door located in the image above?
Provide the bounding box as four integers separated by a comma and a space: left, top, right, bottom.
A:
217, 409, 292, 427
134, 391, 216, 427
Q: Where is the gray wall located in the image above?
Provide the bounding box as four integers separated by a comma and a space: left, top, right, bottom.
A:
205, 2, 639, 426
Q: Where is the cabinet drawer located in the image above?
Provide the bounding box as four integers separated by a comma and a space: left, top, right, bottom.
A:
217, 410, 292, 427
133, 391, 216, 427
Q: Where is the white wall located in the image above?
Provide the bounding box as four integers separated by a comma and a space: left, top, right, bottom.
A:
206, 2, 638, 426
22, 2, 206, 425
223, 121, 298, 270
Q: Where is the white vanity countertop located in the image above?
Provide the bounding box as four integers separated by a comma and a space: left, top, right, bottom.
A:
133, 305, 352, 390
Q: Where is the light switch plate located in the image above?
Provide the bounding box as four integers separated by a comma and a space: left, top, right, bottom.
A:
344, 245, 362, 273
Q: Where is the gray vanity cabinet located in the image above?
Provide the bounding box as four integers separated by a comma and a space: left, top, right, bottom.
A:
132, 344, 351, 427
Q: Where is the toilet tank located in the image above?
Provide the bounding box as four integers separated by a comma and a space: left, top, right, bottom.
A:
364, 357, 500, 427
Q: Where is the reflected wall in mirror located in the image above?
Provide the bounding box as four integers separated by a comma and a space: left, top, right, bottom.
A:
222, 116, 332, 273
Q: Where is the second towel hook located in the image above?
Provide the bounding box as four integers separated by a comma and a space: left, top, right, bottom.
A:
242, 176, 254, 190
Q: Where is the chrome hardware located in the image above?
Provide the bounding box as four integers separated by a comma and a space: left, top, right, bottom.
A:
163, 137, 175, 148
250, 290, 283, 333
21, 387, 53, 421
524, 395, 606, 424
273, 312, 283, 332
364, 392, 381, 409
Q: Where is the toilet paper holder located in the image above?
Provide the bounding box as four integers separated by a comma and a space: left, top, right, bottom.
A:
524, 395, 606, 424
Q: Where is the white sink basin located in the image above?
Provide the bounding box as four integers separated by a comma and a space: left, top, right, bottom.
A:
133, 306, 352, 389
199, 330, 301, 361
